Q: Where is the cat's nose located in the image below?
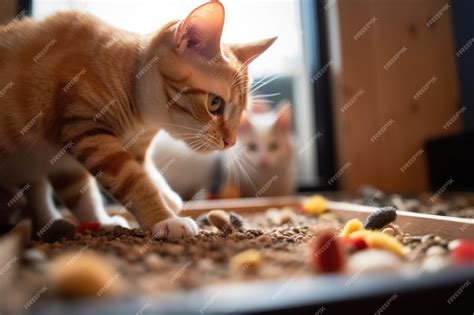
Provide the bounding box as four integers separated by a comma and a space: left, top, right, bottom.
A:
223, 137, 236, 148
258, 157, 269, 167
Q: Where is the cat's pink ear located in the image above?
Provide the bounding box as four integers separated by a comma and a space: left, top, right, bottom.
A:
239, 111, 251, 131
274, 101, 292, 132
174, 1, 225, 58
230, 37, 277, 64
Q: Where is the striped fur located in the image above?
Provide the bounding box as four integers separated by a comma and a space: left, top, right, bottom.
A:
0, 2, 275, 237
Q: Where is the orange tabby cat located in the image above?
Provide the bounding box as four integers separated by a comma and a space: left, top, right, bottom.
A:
0, 2, 275, 241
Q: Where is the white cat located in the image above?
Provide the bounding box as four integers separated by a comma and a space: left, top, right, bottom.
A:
152, 100, 295, 199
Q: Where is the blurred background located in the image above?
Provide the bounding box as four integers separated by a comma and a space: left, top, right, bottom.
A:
1, 0, 473, 195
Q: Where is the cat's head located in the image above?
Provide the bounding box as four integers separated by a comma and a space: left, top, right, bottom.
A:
238, 100, 293, 169
140, 1, 276, 153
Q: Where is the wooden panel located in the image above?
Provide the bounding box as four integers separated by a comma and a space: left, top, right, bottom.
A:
327, 0, 461, 192
0, 0, 18, 25
328, 0, 383, 191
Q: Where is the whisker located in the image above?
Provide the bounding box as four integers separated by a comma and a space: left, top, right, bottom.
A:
231, 77, 249, 89
250, 75, 281, 94
160, 123, 202, 132
248, 76, 271, 92
194, 141, 208, 152
174, 132, 220, 143
231, 54, 258, 83
232, 82, 249, 91
250, 92, 282, 99
229, 162, 240, 190
234, 155, 256, 190
249, 100, 275, 106
173, 133, 201, 137
236, 149, 257, 174
187, 141, 203, 151
238, 154, 256, 174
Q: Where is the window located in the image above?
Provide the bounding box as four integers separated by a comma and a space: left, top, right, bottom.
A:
33, 0, 322, 189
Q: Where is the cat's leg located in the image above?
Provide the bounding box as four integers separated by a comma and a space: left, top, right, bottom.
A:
49, 169, 129, 228
131, 134, 183, 214
25, 178, 76, 243
65, 131, 197, 239
144, 157, 183, 214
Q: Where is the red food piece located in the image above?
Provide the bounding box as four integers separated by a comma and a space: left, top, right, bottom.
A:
311, 229, 346, 273
207, 193, 219, 200
342, 237, 368, 251
452, 240, 474, 265
295, 202, 306, 214
77, 222, 101, 233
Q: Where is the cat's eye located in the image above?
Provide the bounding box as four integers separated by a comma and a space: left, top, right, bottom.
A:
268, 142, 279, 151
207, 93, 225, 115
247, 143, 258, 152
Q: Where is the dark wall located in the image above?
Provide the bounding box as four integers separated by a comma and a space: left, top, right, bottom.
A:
451, 0, 474, 131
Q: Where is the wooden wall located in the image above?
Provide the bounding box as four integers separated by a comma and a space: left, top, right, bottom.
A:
326, 0, 462, 193
0, 0, 17, 25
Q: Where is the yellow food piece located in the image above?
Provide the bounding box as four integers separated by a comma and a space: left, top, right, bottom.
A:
348, 230, 374, 239
303, 195, 328, 215
365, 233, 405, 256
350, 230, 405, 256
230, 249, 262, 273
50, 252, 122, 297
340, 219, 363, 237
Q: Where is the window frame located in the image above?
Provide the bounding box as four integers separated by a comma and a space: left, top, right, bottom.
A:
298, 0, 337, 192
18, 0, 32, 14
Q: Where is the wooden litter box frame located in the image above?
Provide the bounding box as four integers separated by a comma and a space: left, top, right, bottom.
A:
181, 196, 474, 240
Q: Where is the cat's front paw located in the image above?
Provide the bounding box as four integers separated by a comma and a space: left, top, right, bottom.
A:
152, 217, 198, 240
162, 190, 183, 214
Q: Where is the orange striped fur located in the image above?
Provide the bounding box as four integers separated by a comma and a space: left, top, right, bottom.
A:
0, 2, 275, 239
